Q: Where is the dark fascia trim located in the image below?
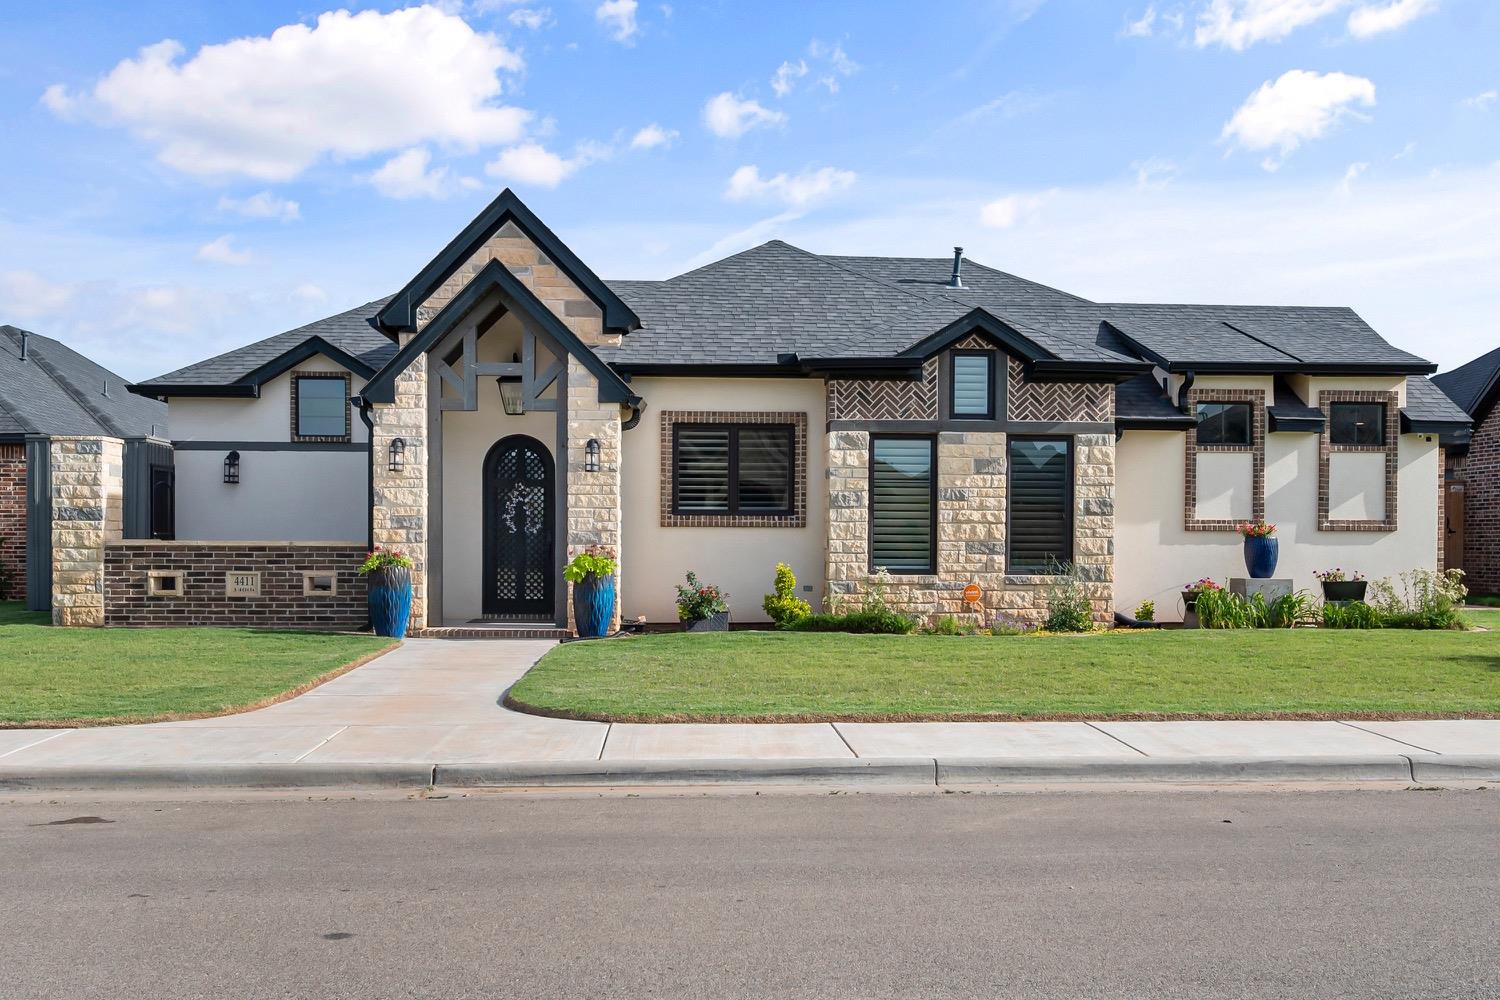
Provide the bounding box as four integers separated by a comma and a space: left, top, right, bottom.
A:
1267, 410, 1326, 433
899, 308, 1054, 364
371, 188, 640, 337
1028, 359, 1151, 383
1400, 412, 1472, 438
127, 336, 376, 401
1114, 416, 1194, 431
1101, 321, 1436, 376
171, 440, 366, 453
362, 258, 640, 407
614, 362, 819, 379
128, 383, 260, 400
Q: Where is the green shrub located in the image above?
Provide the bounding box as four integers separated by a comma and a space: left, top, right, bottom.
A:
789, 610, 916, 635
1043, 562, 1095, 633
1196, 589, 1316, 629
1133, 599, 1155, 622
923, 614, 979, 636
674, 571, 728, 623
1322, 601, 1383, 629
1264, 591, 1317, 629
1368, 568, 1467, 630
761, 562, 812, 628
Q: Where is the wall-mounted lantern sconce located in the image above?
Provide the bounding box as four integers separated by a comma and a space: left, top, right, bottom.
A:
496, 352, 524, 416
585, 438, 601, 473
389, 437, 406, 473
223, 450, 240, 485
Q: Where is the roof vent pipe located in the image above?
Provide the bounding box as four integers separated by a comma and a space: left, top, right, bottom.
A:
18, 331, 28, 361
947, 247, 964, 288
102, 378, 109, 398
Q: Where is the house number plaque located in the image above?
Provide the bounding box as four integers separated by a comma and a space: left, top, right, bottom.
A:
225, 572, 262, 597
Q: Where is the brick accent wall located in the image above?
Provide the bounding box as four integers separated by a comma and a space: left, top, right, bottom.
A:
1007, 358, 1114, 423
51, 436, 124, 627
827, 358, 938, 421
1461, 404, 1500, 594
658, 409, 808, 528
1183, 388, 1266, 531
104, 542, 368, 629
1437, 445, 1446, 574
0, 443, 25, 602
1317, 388, 1399, 532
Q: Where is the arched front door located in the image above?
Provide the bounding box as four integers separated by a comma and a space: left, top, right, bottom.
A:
482, 435, 556, 618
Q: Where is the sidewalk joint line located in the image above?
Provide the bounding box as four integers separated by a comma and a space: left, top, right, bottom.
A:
1399, 754, 1417, 781
830, 723, 860, 759
1336, 720, 1441, 755
597, 723, 613, 761
0, 729, 74, 760
1084, 721, 1150, 757
292, 725, 348, 763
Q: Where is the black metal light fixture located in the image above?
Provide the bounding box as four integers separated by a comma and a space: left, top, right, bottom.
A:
584, 438, 601, 473
223, 450, 240, 484
388, 437, 406, 473
496, 352, 524, 415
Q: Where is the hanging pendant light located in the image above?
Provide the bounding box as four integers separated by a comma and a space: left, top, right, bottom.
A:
497, 352, 524, 415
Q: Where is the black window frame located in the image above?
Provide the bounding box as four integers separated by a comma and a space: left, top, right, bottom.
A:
868, 434, 938, 575
670, 422, 796, 516
1194, 401, 1253, 447
1329, 401, 1386, 447
1006, 435, 1074, 575
292, 373, 351, 442
948, 350, 996, 420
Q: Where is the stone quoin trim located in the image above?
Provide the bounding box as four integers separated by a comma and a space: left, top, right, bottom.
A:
1318, 388, 1400, 532
1183, 387, 1266, 532
289, 369, 352, 444
658, 409, 808, 528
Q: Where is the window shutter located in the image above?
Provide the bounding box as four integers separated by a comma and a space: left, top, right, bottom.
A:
1008, 439, 1071, 573
675, 426, 731, 510
736, 427, 792, 511
871, 438, 935, 572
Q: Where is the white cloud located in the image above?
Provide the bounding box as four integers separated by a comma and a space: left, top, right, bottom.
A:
595, 0, 638, 43
0, 270, 77, 317
1133, 157, 1181, 190
630, 123, 678, 149
1461, 89, 1498, 111
725, 165, 856, 207
808, 39, 858, 76
702, 92, 786, 139
1194, 0, 1347, 49
216, 190, 300, 222
1335, 161, 1369, 196
485, 141, 608, 187
369, 147, 455, 200
196, 235, 252, 265
1393, 140, 1418, 159
1221, 69, 1376, 169
771, 60, 808, 98
508, 7, 553, 29
979, 192, 1050, 228
1347, 0, 1438, 38
1123, 5, 1158, 36
291, 283, 328, 303
42, 7, 527, 181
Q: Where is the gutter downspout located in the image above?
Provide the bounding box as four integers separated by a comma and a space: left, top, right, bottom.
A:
1177, 370, 1196, 414
622, 401, 645, 431
356, 397, 375, 552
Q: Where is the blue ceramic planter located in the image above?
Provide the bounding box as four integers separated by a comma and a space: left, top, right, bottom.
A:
1243, 536, 1279, 579
368, 566, 413, 638
573, 572, 616, 639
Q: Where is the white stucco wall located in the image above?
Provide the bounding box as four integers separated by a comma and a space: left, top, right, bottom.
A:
1194, 451, 1254, 521
621, 377, 827, 623
168, 353, 368, 542
1328, 452, 1388, 521
1116, 428, 1440, 621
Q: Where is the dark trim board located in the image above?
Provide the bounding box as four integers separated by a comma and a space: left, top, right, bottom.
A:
171, 440, 367, 452
128, 384, 259, 400
24, 436, 51, 613
129, 335, 378, 401
829, 419, 1117, 435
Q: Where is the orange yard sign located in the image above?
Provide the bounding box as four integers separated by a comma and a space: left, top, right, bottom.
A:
963, 584, 981, 604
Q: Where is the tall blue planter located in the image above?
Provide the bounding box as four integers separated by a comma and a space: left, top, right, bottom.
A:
573, 573, 616, 639
367, 566, 413, 638
1243, 536, 1279, 579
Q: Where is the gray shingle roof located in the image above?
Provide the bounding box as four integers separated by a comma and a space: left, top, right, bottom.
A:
1405, 374, 1473, 425
0, 326, 167, 438
1114, 373, 1189, 424
1431, 344, 1500, 416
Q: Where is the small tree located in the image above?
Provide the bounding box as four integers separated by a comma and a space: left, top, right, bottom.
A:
762, 562, 811, 628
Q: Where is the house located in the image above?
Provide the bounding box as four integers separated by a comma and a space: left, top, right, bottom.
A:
20, 187, 1456, 631
0, 326, 168, 614
1433, 345, 1500, 596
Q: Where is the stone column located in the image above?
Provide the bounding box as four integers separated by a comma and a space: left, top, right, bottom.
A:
824, 430, 870, 614
49, 436, 124, 627
370, 345, 429, 630
1073, 433, 1117, 624
565, 358, 622, 632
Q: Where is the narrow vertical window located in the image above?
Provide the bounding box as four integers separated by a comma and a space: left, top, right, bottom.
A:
950, 351, 994, 419
870, 437, 936, 573
1007, 438, 1072, 573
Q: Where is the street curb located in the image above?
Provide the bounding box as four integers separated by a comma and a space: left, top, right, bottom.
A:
435, 758, 938, 787
1408, 755, 1500, 782
0, 763, 434, 791
936, 755, 1416, 784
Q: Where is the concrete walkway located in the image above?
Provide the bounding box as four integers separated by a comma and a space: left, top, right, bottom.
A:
2, 639, 1499, 789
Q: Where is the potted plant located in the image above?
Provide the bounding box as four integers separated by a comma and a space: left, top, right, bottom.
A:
1182, 578, 1222, 628
1238, 520, 1278, 579
359, 547, 414, 638
1314, 568, 1367, 603
564, 545, 618, 639
676, 571, 729, 632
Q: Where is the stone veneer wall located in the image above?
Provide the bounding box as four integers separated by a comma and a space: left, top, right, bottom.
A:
0, 443, 25, 602
1460, 405, 1500, 594
825, 430, 1115, 626
565, 357, 623, 631
50, 436, 124, 627
371, 344, 428, 628
103, 542, 367, 629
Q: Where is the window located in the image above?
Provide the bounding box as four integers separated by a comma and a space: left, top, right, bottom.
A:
293, 374, 349, 440
950, 351, 995, 419
672, 424, 794, 515
1007, 438, 1072, 574
1195, 401, 1252, 446
870, 437, 936, 573
1330, 402, 1385, 446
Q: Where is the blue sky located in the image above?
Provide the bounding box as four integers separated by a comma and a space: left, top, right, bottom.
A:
0, 0, 1496, 381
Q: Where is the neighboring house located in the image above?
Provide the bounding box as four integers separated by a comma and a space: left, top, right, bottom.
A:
48, 188, 1458, 632
0, 326, 169, 613
1433, 345, 1500, 596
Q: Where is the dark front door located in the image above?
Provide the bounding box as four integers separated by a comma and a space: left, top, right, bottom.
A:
149, 465, 175, 540
482, 435, 556, 618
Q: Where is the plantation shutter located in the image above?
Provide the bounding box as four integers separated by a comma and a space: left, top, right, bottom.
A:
1007, 438, 1071, 573
870, 437, 935, 573
951, 353, 992, 417
675, 426, 731, 511
736, 427, 792, 511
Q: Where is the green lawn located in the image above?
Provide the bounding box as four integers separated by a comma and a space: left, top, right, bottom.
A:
507, 621, 1500, 722
0, 602, 396, 727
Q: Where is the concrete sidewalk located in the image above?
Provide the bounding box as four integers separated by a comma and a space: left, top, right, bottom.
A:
2, 639, 1499, 790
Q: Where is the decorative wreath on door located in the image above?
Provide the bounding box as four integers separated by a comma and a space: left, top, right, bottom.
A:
502, 481, 547, 535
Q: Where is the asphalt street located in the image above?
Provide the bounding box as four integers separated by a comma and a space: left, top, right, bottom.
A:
2, 787, 1496, 999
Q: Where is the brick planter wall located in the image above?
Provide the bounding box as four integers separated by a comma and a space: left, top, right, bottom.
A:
1462, 407, 1500, 595
0, 443, 24, 602
104, 542, 369, 629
